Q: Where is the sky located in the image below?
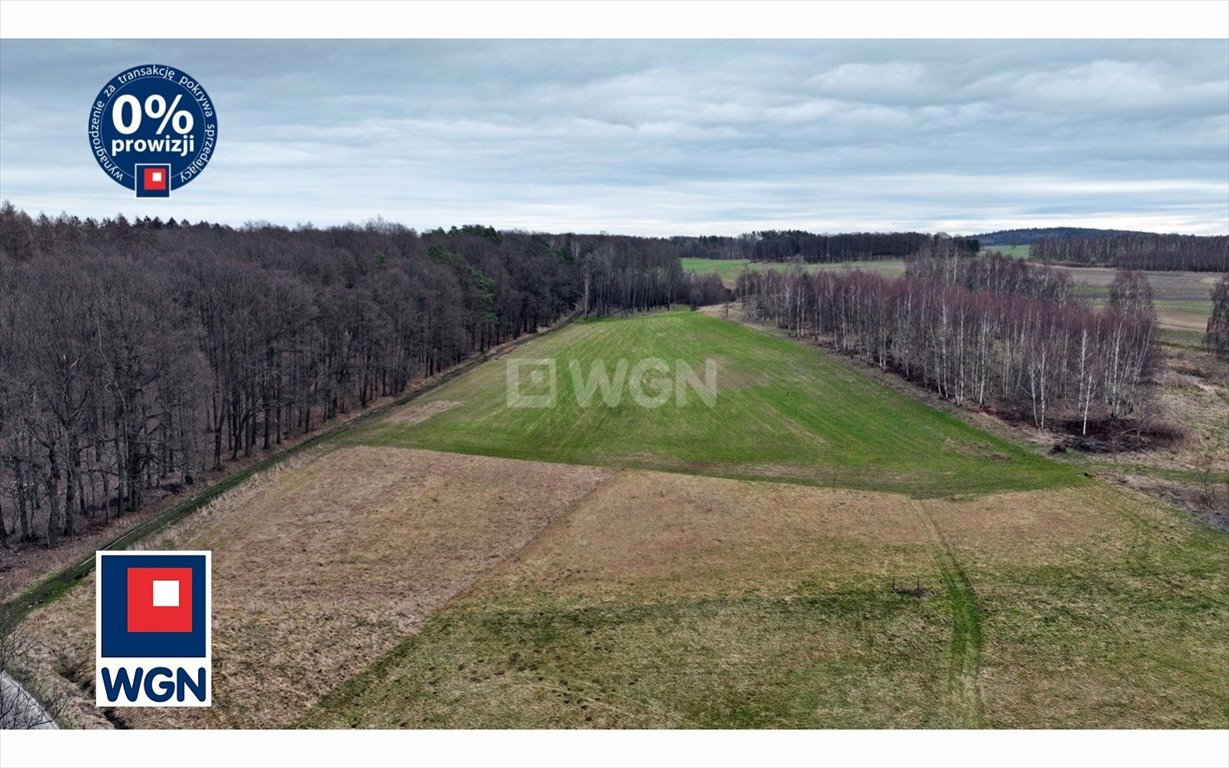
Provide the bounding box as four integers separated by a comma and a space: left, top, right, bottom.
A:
1, 39, 1227, 236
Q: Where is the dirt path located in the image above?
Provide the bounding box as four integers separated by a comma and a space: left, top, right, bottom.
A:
914, 503, 985, 728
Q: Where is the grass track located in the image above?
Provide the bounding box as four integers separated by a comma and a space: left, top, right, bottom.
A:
915, 503, 984, 727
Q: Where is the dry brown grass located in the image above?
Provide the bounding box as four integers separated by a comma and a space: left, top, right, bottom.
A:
925, 483, 1229, 728
18, 459, 1226, 729
482, 469, 935, 603
1139, 350, 1228, 474
919, 486, 1137, 562
15, 446, 610, 728
306, 470, 1226, 729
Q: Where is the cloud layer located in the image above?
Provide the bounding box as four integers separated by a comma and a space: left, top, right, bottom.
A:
1, 40, 1226, 235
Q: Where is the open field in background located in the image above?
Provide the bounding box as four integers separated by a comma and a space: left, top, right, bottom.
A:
1054, 265, 1225, 336
352, 311, 1079, 497
682, 254, 1222, 338
681, 257, 906, 284
982, 244, 1032, 259
12, 309, 1228, 730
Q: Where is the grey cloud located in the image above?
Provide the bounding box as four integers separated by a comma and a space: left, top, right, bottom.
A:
0, 40, 1225, 235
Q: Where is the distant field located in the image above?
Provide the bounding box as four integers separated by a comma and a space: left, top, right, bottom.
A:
680, 257, 814, 281
982, 244, 1031, 259
681, 257, 906, 283
1057, 266, 1224, 334
683, 252, 1220, 338
353, 310, 1077, 497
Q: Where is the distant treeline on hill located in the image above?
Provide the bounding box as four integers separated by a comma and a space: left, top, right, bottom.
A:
674, 227, 1229, 272
974, 227, 1146, 246
0, 203, 728, 548
670, 231, 979, 262
1031, 233, 1229, 272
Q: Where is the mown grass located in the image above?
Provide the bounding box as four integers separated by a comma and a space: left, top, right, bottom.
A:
352, 310, 1080, 497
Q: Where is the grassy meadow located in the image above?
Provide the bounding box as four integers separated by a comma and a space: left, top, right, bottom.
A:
983, 244, 1031, 259
681, 257, 906, 282
351, 311, 1079, 497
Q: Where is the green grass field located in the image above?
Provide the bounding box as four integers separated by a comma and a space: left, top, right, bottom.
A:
983, 244, 1031, 259
351, 310, 1079, 497
680, 257, 814, 281
681, 257, 906, 282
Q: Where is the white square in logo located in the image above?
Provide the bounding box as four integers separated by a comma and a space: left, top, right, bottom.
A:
151, 170, 163, 183
152, 579, 180, 607
506, 358, 557, 408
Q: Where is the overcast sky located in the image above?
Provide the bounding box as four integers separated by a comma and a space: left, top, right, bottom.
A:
1, 40, 1226, 236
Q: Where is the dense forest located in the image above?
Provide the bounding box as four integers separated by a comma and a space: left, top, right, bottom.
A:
669, 231, 979, 262
749, 231, 979, 263
1031, 233, 1228, 271
739, 253, 1158, 435
675, 228, 1228, 273
974, 227, 1144, 246
0, 204, 724, 548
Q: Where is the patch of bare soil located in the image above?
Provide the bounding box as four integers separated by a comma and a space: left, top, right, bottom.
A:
15, 447, 611, 728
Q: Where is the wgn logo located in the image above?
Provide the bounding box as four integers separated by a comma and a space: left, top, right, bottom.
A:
507, 358, 718, 409
95, 551, 211, 707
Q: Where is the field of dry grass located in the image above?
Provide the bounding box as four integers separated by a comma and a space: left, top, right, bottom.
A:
305, 473, 1227, 729
1054, 265, 1225, 335
14, 446, 610, 728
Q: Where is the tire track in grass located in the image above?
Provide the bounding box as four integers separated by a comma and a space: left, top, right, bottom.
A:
914, 503, 985, 728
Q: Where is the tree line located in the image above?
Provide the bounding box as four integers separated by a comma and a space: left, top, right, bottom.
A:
750, 230, 979, 263
739, 253, 1157, 435
1206, 274, 1229, 358
662, 231, 981, 263
0, 204, 723, 549
1031, 233, 1228, 272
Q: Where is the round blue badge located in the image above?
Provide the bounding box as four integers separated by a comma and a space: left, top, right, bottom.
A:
87, 64, 217, 197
